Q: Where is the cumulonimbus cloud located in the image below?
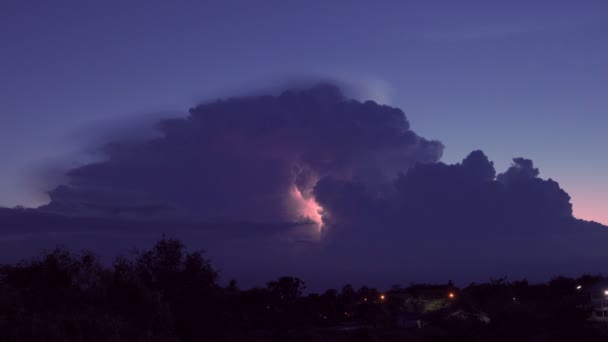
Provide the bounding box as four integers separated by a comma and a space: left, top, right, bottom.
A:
1, 82, 606, 289
40, 83, 443, 228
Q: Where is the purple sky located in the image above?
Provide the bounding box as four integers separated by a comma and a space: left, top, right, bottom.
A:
1, 0, 607, 226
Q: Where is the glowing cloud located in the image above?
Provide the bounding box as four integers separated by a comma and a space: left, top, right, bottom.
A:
290, 185, 324, 230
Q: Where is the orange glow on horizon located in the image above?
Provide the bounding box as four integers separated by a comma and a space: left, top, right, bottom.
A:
561, 183, 608, 226
573, 203, 608, 226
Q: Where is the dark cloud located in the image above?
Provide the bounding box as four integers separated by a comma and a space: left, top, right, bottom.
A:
497, 157, 539, 183
309, 150, 604, 287
1, 82, 607, 289
40, 83, 443, 225
315, 151, 574, 236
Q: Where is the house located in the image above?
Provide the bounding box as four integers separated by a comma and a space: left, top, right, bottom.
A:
448, 309, 491, 324
582, 279, 608, 321
391, 282, 459, 313
395, 311, 424, 329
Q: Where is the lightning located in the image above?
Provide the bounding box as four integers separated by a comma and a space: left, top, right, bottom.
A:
290, 185, 324, 231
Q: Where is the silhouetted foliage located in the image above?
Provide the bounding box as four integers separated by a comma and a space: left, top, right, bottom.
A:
1, 238, 607, 341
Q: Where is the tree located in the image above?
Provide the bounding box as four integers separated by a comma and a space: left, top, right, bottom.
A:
267, 276, 305, 306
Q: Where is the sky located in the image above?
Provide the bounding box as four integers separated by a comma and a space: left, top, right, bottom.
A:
0, 1, 607, 288
1, 1, 606, 224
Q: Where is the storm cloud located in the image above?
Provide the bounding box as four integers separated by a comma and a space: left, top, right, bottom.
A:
41, 83, 443, 226
2, 82, 607, 289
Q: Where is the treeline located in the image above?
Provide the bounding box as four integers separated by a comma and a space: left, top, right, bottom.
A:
0, 238, 607, 342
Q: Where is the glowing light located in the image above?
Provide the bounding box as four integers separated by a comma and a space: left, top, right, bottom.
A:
448, 292, 455, 299
380, 294, 385, 300
290, 186, 323, 230
576, 285, 582, 290
604, 290, 608, 296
